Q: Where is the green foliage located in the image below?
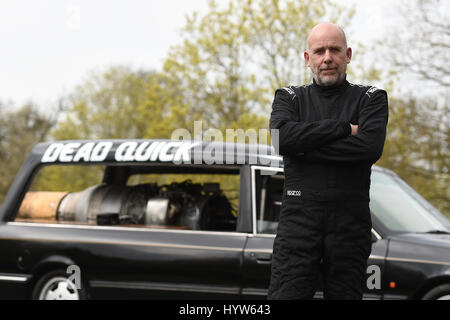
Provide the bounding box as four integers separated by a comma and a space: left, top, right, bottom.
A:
378, 97, 449, 217
52, 66, 151, 140
163, 0, 353, 129
373, 0, 449, 218
29, 165, 105, 193
0, 103, 53, 204
137, 73, 191, 139
51, 66, 192, 141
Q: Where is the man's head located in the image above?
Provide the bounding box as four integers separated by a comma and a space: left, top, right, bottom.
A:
304, 22, 352, 86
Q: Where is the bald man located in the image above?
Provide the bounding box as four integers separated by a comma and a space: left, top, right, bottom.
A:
268, 23, 388, 300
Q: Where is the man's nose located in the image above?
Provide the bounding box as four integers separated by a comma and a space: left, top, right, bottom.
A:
323, 50, 332, 64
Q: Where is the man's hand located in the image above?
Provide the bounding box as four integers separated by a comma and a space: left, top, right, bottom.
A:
350, 124, 358, 136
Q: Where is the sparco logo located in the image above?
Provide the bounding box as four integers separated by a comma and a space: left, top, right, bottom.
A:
287, 190, 302, 197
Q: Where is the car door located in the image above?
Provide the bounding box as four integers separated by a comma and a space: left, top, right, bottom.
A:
79, 225, 247, 299
2, 220, 247, 300
1, 162, 247, 299
241, 165, 388, 299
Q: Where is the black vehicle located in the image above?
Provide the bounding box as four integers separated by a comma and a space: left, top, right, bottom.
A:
0, 139, 449, 300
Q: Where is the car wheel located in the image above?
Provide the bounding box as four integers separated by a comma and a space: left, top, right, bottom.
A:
32, 269, 88, 300
422, 284, 450, 300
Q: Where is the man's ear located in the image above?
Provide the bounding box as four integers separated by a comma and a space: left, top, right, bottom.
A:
346, 47, 352, 64
304, 51, 310, 66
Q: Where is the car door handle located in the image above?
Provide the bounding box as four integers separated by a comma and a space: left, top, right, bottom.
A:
252, 252, 272, 264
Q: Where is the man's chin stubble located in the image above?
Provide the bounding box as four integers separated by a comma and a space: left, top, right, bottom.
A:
317, 73, 345, 86
317, 77, 338, 86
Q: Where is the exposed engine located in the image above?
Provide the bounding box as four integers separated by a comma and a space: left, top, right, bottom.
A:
18, 180, 237, 232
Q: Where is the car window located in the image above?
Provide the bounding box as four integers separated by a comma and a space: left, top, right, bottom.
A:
254, 169, 284, 234
369, 170, 449, 233
126, 173, 239, 231
253, 167, 450, 236
16, 164, 239, 233
17, 164, 105, 224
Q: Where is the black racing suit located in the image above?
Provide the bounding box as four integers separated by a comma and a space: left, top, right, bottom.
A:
268, 78, 388, 299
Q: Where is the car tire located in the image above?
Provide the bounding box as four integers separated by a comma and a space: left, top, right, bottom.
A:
422, 284, 450, 300
31, 269, 88, 300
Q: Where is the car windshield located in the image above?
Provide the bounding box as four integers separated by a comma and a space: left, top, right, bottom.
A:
370, 170, 450, 233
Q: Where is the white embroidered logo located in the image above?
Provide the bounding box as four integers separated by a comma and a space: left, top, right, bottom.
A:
287, 190, 302, 197
282, 86, 295, 96
365, 86, 379, 97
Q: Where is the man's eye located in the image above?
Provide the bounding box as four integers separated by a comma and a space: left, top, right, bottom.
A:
315, 49, 324, 54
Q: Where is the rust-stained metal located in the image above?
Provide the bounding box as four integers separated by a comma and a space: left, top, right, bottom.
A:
16, 184, 160, 224
17, 192, 68, 220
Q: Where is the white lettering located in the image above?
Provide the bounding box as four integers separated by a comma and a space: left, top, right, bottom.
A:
66, 264, 81, 290
203, 129, 224, 165
40, 141, 208, 164
90, 142, 112, 162
59, 143, 81, 162
367, 265, 381, 290
173, 142, 200, 164
193, 121, 203, 165
287, 190, 302, 197
115, 142, 138, 161
256, 129, 270, 165
73, 142, 94, 162
178, 304, 213, 318
41, 143, 64, 163
159, 141, 183, 162
150, 142, 166, 161
123, 142, 138, 161
134, 142, 155, 161
171, 128, 191, 141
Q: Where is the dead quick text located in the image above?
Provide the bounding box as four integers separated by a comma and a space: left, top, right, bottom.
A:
41, 141, 199, 163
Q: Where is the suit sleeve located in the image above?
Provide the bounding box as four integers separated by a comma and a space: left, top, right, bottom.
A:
270, 88, 351, 156
302, 90, 389, 164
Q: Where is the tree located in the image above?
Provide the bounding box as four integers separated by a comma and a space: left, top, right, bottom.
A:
163, 0, 354, 131
383, 0, 449, 91
51, 66, 151, 140
41, 66, 192, 191
0, 103, 54, 204
52, 0, 355, 143
378, 96, 449, 217
51, 66, 192, 141
375, 0, 450, 217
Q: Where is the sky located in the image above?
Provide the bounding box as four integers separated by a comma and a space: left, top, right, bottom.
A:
0, 0, 396, 109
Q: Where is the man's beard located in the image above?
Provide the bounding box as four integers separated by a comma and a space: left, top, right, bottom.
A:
313, 70, 346, 86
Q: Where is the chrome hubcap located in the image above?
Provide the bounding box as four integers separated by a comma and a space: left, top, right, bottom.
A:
38, 277, 79, 300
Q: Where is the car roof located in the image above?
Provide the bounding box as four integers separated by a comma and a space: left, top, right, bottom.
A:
29, 139, 391, 173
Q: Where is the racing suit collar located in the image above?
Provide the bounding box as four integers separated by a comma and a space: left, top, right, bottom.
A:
312, 76, 349, 95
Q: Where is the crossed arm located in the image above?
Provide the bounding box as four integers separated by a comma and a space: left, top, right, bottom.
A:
269, 89, 389, 164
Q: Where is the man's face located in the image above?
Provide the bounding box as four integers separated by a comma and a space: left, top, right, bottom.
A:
304, 26, 352, 86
